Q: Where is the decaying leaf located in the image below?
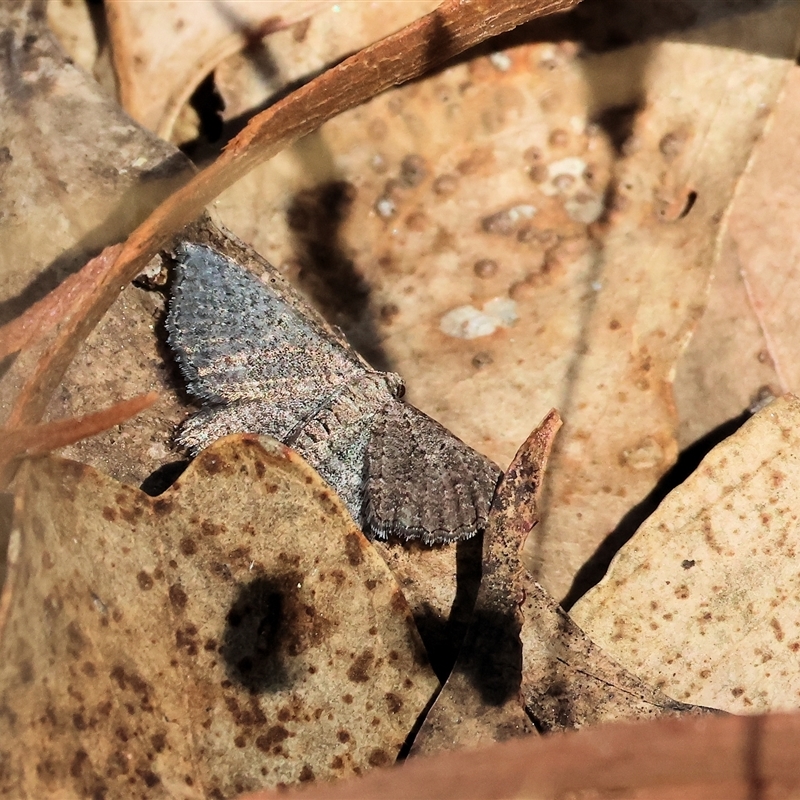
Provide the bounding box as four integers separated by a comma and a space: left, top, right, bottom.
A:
725, 68, 800, 394
532, 6, 800, 599
571, 393, 800, 714
106, 0, 330, 136
520, 577, 707, 731
411, 410, 562, 755
0, 435, 438, 797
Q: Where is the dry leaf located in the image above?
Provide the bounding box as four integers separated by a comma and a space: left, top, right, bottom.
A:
571, 393, 800, 714
533, 7, 800, 598
520, 577, 706, 731
724, 67, 800, 394
106, 0, 330, 136
205, 5, 800, 602
0, 435, 438, 797
411, 410, 562, 755
674, 230, 780, 449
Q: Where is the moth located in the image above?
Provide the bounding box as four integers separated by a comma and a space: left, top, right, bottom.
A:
166, 238, 500, 544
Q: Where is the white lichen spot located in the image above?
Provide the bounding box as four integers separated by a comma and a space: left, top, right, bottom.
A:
489, 51, 512, 71
540, 156, 604, 222
440, 298, 518, 340
541, 157, 587, 196
375, 197, 396, 218
564, 193, 604, 224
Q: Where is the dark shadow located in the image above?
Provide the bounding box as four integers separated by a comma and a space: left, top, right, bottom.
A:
187, 73, 226, 146
286, 181, 390, 369
459, 607, 523, 706
592, 101, 645, 156
221, 573, 302, 693
139, 460, 190, 496
410, 532, 483, 682
561, 407, 754, 610
0, 351, 17, 382
0, 492, 14, 593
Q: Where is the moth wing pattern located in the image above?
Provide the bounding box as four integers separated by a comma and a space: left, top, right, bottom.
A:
166, 243, 369, 413
364, 402, 502, 543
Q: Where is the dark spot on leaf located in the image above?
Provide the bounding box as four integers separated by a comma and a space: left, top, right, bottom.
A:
347, 650, 374, 683
137, 571, 154, 590
344, 532, 364, 566
385, 692, 402, 713
299, 765, 315, 783
169, 584, 188, 610
136, 769, 160, 788
337, 730, 350, 743
70, 749, 88, 778
255, 726, 289, 751
681, 560, 696, 569
368, 749, 391, 767
102, 507, 117, 521
19, 660, 34, 683
197, 452, 225, 474
179, 536, 197, 556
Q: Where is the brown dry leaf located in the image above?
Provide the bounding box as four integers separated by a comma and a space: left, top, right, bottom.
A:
7, 0, 577, 445
205, 5, 800, 602
411, 410, 562, 756
721, 67, 800, 395
532, 9, 800, 599
520, 577, 706, 731
242, 710, 800, 800
106, 0, 330, 136
0, 434, 438, 797
571, 393, 800, 714
0, 2, 193, 443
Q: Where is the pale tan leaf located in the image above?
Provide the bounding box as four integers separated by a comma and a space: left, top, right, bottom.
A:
724, 67, 800, 394
0, 435, 438, 797
674, 232, 780, 450
571, 393, 800, 714
532, 10, 800, 599
106, 0, 329, 136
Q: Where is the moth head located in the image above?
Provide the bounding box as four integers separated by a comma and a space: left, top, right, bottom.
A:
385, 372, 405, 399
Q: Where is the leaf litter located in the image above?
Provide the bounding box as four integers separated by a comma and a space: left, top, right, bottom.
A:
4, 0, 800, 797
0, 435, 438, 797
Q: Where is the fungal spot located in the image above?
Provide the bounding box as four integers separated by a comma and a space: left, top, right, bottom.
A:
168, 583, 188, 610
137, 571, 154, 590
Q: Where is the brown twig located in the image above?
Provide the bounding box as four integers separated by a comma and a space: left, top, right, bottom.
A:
0, 392, 158, 484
